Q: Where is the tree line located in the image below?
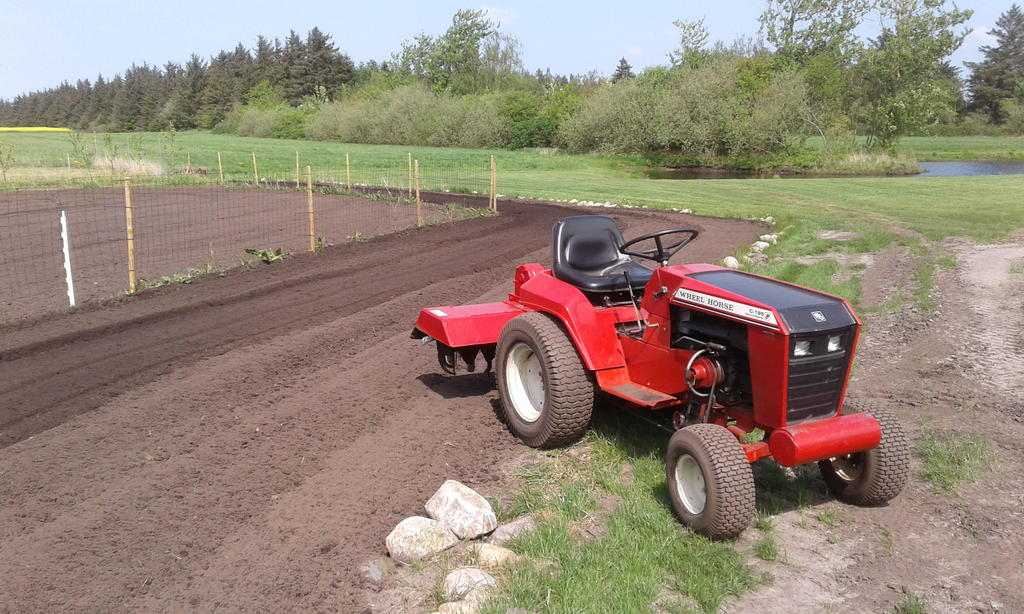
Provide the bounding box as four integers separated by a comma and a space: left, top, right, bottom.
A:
0, 27, 354, 132
1, 2, 1022, 159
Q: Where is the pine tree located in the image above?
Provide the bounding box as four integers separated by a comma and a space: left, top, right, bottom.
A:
280, 30, 308, 104
611, 58, 635, 82
168, 55, 207, 129
253, 35, 282, 86
302, 27, 354, 100
967, 4, 1024, 122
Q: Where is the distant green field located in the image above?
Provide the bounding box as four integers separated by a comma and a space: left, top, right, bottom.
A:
805, 135, 1024, 161
3, 131, 1022, 246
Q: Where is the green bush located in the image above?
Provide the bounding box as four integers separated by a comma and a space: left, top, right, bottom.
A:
272, 109, 310, 139
557, 57, 810, 157
305, 84, 509, 148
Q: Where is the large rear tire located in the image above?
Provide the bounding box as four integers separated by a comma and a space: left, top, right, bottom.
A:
665, 424, 755, 540
495, 312, 594, 448
818, 402, 910, 506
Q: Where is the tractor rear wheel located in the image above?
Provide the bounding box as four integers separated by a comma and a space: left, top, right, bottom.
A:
819, 402, 910, 506
495, 312, 594, 448
665, 424, 755, 540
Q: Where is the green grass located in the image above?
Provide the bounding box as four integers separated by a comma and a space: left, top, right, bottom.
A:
892, 594, 927, 614
916, 429, 993, 493
894, 136, 1024, 161
912, 261, 937, 313
482, 412, 754, 614
753, 532, 780, 561
815, 506, 840, 526
805, 135, 1024, 161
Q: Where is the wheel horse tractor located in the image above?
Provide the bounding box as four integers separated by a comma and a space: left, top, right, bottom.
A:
412, 215, 910, 539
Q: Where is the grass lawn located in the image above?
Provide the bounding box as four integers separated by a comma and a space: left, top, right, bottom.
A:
802, 135, 1024, 161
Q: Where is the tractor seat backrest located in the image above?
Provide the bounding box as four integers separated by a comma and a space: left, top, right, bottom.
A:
553, 215, 627, 272
551, 215, 653, 296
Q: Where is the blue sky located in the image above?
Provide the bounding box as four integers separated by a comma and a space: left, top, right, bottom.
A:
0, 0, 1007, 100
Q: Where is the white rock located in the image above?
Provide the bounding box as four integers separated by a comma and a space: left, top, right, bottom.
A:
758, 234, 779, 244
385, 516, 458, 564
472, 543, 522, 569
438, 601, 478, 614
762, 215, 775, 224
750, 241, 771, 252
426, 480, 498, 539
722, 256, 741, 269
443, 567, 497, 601
488, 515, 537, 545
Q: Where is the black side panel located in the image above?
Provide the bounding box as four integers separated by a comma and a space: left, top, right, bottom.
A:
689, 269, 856, 333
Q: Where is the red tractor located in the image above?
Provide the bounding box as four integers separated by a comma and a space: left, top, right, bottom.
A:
412, 215, 910, 539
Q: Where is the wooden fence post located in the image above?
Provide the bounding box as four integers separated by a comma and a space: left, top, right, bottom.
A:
123, 177, 137, 293
186, 152, 192, 174
251, 152, 259, 186
407, 152, 413, 198
306, 166, 316, 252
345, 152, 351, 191
415, 159, 422, 227
295, 151, 300, 188
217, 152, 224, 185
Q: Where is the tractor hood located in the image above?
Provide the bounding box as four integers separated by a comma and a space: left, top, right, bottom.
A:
670, 268, 857, 334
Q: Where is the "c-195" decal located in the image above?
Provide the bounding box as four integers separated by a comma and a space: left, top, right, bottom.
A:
672, 288, 779, 327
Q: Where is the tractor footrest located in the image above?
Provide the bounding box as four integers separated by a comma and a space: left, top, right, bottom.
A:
607, 383, 679, 409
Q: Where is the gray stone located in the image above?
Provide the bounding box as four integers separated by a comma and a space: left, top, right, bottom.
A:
442, 567, 497, 601
359, 557, 394, 588
471, 543, 522, 569
385, 516, 458, 564
425, 480, 498, 539
722, 256, 741, 269
488, 515, 537, 546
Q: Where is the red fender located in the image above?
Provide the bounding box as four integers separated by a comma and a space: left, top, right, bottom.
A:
511, 267, 627, 371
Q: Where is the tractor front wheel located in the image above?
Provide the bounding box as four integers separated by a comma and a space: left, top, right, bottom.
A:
495, 312, 594, 448
665, 424, 755, 540
819, 403, 910, 506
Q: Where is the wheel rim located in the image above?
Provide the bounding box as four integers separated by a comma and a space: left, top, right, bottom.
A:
674, 453, 707, 515
505, 342, 545, 423
829, 453, 865, 482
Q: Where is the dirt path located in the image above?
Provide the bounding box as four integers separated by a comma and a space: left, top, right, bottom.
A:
723, 237, 1024, 614
0, 202, 762, 613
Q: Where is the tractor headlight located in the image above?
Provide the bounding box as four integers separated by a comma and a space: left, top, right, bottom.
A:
827, 335, 842, 352
794, 340, 812, 357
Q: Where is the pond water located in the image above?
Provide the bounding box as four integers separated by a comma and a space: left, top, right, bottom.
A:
642, 159, 1024, 180
917, 160, 1024, 176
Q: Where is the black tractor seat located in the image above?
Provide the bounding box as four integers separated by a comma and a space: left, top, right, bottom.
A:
552, 215, 653, 294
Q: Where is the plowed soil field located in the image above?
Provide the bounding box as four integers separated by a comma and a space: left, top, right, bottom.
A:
0, 200, 763, 613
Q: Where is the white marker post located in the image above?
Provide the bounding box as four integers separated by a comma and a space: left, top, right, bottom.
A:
59, 210, 76, 309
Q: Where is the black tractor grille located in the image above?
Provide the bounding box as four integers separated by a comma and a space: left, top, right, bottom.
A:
786, 329, 854, 423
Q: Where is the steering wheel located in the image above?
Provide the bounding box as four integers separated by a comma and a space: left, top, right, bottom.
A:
620, 228, 700, 267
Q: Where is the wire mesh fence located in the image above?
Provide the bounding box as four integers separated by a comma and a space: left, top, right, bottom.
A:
0, 152, 497, 326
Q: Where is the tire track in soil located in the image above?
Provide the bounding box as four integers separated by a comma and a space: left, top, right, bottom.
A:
0, 201, 763, 613
953, 243, 1024, 412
